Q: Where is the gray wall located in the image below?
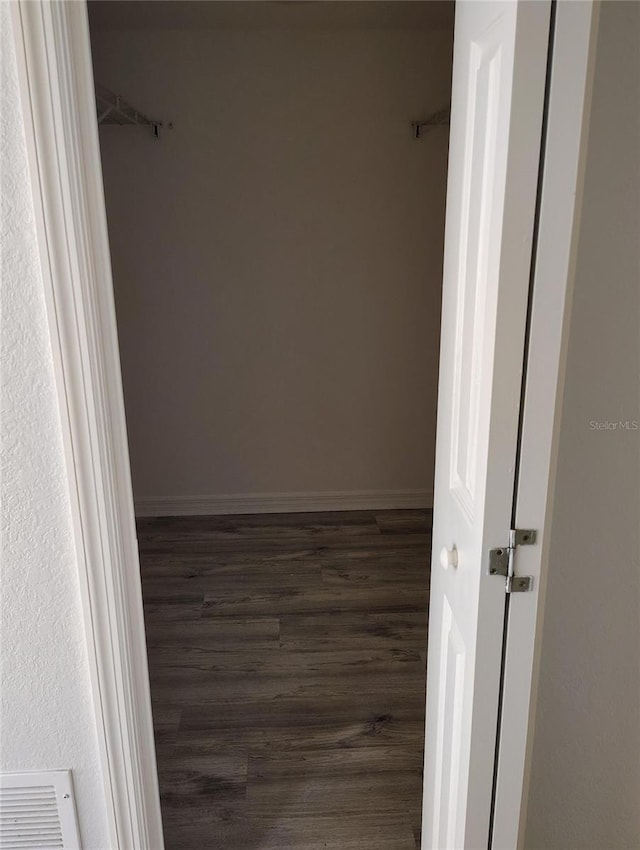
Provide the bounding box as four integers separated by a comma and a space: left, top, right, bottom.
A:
89, 21, 453, 507
524, 3, 640, 847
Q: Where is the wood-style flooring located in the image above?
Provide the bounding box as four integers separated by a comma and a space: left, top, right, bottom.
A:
138, 510, 432, 850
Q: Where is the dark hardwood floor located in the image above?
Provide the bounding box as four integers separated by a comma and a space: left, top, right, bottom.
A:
138, 510, 432, 850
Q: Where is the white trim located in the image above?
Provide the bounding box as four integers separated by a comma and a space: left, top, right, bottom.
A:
491, 2, 600, 848
11, 3, 164, 850
135, 489, 433, 517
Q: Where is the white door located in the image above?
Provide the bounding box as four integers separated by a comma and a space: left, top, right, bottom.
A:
422, 2, 551, 848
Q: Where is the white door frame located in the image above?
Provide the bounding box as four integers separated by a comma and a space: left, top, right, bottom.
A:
10, 1, 598, 848
11, 2, 164, 848
492, 2, 599, 846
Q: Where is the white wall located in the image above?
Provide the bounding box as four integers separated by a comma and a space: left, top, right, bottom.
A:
89, 19, 453, 509
524, 2, 640, 847
0, 6, 110, 847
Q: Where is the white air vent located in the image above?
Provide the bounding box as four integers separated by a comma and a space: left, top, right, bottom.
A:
0, 771, 81, 850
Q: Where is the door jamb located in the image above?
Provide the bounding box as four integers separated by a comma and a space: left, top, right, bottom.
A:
11, 1, 599, 847
11, 2, 164, 848
491, 2, 600, 847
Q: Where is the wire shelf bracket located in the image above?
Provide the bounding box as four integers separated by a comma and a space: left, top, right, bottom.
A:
95, 83, 171, 140
411, 106, 450, 139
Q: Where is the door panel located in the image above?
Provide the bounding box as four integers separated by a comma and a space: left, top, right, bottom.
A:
431, 597, 466, 848
422, 3, 551, 848
450, 28, 504, 524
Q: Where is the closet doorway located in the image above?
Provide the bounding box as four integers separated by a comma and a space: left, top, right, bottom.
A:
88, 2, 453, 847
19, 0, 595, 845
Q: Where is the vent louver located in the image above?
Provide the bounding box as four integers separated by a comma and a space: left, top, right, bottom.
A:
0, 771, 81, 850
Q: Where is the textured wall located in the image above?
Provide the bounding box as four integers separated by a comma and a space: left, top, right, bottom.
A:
0, 6, 110, 847
524, 3, 640, 847
89, 22, 453, 505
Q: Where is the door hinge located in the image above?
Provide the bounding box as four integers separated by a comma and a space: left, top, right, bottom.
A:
488, 529, 536, 593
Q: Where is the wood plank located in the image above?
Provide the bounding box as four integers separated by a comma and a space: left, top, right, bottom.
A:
279, 611, 428, 652
158, 751, 248, 809
177, 693, 425, 754
144, 617, 281, 649
320, 554, 429, 586
143, 599, 204, 623
160, 811, 417, 850
148, 646, 424, 676
248, 745, 423, 780
138, 531, 429, 557
137, 511, 381, 547
137, 510, 379, 536
141, 561, 324, 598
246, 771, 422, 817
375, 510, 433, 535
200, 584, 428, 618
149, 669, 424, 705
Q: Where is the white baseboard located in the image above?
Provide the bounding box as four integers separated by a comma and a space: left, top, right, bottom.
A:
135, 489, 433, 517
